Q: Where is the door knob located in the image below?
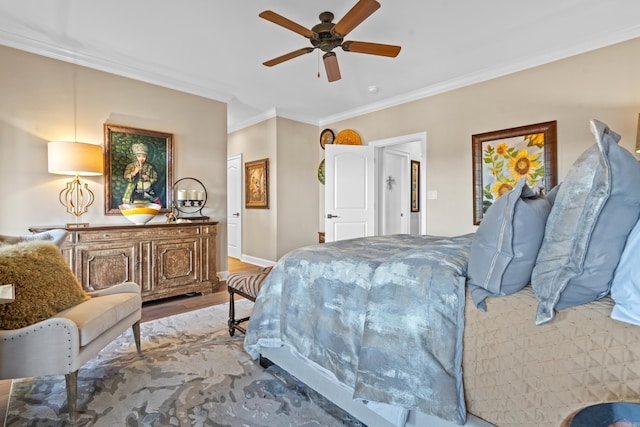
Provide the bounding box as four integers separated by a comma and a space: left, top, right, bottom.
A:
327, 214, 340, 219
233, 212, 240, 217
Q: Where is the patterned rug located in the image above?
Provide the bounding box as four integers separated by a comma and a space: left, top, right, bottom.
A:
5, 299, 365, 426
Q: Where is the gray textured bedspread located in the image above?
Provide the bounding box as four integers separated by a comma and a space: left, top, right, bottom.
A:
244, 233, 474, 425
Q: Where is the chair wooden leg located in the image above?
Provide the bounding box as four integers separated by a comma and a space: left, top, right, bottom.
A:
65, 370, 78, 423
228, 290, 236, 336
132, 321, 141, 354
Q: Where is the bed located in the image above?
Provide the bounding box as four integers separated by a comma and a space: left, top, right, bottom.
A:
244, 119, 640, 426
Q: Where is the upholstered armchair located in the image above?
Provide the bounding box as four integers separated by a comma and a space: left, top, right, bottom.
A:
0, 230, 142, 422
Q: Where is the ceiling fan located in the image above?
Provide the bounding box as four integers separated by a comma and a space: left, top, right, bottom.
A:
259, 0, 401, 82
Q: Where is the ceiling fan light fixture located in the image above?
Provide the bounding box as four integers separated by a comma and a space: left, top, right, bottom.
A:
323, 52, 341, 82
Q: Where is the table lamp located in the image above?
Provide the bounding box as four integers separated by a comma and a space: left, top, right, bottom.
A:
48, 141, 103, 226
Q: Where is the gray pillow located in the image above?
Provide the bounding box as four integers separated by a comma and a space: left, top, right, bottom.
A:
467, 178, 551, 311
531, 119, 640, 325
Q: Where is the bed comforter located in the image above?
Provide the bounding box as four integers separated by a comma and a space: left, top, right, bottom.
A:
244, 234, 474, 425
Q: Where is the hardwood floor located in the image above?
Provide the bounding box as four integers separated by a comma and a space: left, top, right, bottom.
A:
0, 257, 260, 426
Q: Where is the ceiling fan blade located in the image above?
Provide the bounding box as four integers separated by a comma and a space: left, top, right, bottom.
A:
263, 47, 315, 67
341, 41, 401, 57
323, 52, 341, 82
259, 10, 318, 39
332, 0, 381, 37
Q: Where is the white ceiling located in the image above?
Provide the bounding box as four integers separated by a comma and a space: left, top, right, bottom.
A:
1, 1, 640, 132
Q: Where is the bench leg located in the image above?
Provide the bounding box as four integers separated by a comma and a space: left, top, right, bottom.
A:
228, 289, 252, 336
228, 290, 236, 336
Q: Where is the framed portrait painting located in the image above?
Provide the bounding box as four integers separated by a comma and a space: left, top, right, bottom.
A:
245, 158, 269, 209
472, 121, 557, 225
104, 124, 174, 215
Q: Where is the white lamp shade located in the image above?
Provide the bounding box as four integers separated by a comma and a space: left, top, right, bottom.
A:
48, 141, 103, 176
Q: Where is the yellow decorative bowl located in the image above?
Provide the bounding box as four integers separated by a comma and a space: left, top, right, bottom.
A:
335, 129, 362, 145
119, 202, 161, 225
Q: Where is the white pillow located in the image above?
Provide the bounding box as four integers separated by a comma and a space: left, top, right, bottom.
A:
610, 218, 640, 326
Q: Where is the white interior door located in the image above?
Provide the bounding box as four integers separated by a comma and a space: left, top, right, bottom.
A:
381, 149, 409, 235
227, 154, 242, 259
324, 145, 375, 243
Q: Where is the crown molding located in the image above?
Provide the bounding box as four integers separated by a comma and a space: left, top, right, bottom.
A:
318, 25, 640, 127
0, 29, 233, 104
227, 109, 277, 134
4, 23, 640, 132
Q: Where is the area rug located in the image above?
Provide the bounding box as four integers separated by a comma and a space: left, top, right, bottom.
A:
5, 299, 365, 426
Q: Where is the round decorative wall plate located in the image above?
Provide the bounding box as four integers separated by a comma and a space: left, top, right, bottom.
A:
318, 159, 325, 184
320, 128, 334, 149
335, 129, 362, 145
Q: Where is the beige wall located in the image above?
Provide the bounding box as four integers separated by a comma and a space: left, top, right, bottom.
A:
228, 118, 278, 261
228, 117, 318, 262
0, 46, 229, 272
275, 117, 319, 258
326, 37, 640, 236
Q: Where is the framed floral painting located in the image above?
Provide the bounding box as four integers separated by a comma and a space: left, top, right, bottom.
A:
472, 121, 557, 225
245, 158, 269, 209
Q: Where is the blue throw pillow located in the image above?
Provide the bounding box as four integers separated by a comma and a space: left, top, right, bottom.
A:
531, 119, 640, 325
610, 218, 640, 326
467, 178, 551, 311
545, 183, 561, 206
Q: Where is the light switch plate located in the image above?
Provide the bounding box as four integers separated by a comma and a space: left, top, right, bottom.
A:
0, 284, 15, 303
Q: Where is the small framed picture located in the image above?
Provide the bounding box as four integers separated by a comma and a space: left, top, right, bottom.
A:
245, 158, 269, 209
411, 160, 420, 212
320, 128, 335, 149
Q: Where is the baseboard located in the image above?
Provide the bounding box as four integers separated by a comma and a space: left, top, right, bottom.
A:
219, 255, 275, 282
241, 255, 275, 268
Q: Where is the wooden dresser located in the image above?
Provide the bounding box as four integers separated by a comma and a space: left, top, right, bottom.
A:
29, 222, 219, 302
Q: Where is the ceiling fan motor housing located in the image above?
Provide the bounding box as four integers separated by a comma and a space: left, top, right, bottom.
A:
311, 12, 343, 52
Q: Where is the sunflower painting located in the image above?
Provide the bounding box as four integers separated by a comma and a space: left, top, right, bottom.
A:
472, 121, 557, 224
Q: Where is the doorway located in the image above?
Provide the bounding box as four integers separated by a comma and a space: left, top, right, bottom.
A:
381, 148, 410, 235
227, 154, 242, 259
370, 132, 427, 235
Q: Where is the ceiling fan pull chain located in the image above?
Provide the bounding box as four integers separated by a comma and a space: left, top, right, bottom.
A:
317, 50, 321, 78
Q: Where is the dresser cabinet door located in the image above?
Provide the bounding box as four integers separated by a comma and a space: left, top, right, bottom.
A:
153, 238, 201, 292
74, 243, 139, 292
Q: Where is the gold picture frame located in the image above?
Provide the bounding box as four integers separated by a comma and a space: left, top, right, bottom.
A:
104, 124, 174, 215
411, 160, 420, 212
472, 120, 557, 225
245, 158, 269, 209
